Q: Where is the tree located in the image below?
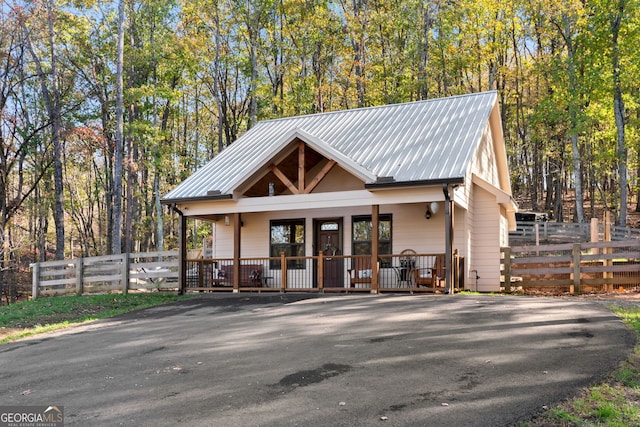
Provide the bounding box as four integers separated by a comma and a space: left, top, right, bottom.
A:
610, 0, 628, 225
20, 1, 67, 258
112, 0, 125, 254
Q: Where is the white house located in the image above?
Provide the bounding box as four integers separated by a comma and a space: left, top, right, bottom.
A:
162, 91, 517, 293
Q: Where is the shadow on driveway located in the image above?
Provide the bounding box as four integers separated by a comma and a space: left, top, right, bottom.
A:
0, 294, 635, 427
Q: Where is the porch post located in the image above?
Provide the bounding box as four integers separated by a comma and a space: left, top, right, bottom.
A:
233, 212, 241, 292
443, 184, 454, 294
371, 204, 379, 293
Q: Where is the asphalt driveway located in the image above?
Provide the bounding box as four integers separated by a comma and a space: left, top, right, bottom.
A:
0, 294, 635, 426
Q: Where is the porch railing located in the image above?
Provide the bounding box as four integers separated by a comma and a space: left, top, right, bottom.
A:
185, 252, 463, 293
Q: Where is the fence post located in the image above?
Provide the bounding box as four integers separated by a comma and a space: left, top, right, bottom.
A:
603, 211, 613, 292
31, 263, 39, 300
503, 247, 511, 293
75, 258, 84, 296
122, 253, 130, 295
572, 243, 581, 295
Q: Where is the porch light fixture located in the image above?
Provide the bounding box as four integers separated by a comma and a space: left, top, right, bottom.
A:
268, 182, 275, 197
425, 202, 440, 219
224, 215, 230, 226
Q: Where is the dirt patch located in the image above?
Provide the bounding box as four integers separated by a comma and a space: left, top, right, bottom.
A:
574, 289, 640, 310
0, 328, 25, 342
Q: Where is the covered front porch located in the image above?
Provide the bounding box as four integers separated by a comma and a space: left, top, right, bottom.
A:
184, 251, 464, 293
176, 194, 465, 295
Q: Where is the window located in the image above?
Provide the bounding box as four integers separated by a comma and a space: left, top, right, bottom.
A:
352, 215, 392, 267
270, 219, 305, 269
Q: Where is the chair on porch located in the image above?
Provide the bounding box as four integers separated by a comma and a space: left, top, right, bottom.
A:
348, 256, 374, 288
394, 249, 417, 287
414, 255, 445, 291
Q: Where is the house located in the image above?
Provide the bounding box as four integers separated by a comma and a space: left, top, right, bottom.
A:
162, 91, 517, 293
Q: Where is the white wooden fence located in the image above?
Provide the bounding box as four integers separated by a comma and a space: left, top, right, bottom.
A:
509, 221, 640, 245
30, 251, 179, 298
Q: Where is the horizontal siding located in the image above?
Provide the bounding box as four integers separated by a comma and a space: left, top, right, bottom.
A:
313, 165, 364, 193
471, 185, 501, 291
471, 125, 500, 188
210, 203, 468, 259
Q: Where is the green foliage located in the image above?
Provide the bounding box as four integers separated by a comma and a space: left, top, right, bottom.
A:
0, 293, 190, 344
3, 0, 640, 265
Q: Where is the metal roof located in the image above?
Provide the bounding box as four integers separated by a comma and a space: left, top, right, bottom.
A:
163, 91, 498, 202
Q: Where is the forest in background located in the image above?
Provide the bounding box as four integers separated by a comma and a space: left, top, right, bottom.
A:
0, 0, 638, 288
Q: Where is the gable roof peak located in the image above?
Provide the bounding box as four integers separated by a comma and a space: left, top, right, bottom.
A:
162, 91, 500, 203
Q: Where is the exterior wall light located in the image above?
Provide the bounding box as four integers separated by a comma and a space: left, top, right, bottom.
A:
425, 202, 440, 219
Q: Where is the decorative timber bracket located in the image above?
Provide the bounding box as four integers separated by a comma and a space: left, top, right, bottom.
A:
269, 141, 336, 195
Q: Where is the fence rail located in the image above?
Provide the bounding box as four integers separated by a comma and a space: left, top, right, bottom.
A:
509, 221, 640, 245
501, 240, 640, 294
31, 251, 179, 298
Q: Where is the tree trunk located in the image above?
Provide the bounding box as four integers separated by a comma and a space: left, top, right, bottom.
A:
418, 1, 434, 100
112, 0, 125, 254
46, 0, 65, 260
20, 1, 65, 260
611, 1, 627, 226
562, 13, 585, 224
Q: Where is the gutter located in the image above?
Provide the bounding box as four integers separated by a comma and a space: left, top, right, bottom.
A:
365, 177, 464, 190
161, 193, 234, 205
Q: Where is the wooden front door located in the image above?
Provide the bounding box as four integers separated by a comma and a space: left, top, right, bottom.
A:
315, 219, 343, 287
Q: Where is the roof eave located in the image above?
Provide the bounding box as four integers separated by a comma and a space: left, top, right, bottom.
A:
365, 177, 465, 190
161, 193, 233, 205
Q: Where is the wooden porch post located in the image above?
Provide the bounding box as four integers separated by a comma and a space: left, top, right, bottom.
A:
443, 184, 454, 294
317, 251, 325, 292
233, 213, 241, 292
372, 204, 379, 293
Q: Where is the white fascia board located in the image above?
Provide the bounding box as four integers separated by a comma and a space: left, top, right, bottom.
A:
453, 188, 468, 210
225, 129, 299, 194
294, 128, 378, 184
227, 127, 378, 195
177, 187, 449, 217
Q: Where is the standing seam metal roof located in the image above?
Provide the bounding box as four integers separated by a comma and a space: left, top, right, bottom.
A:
163, 91, 498, 201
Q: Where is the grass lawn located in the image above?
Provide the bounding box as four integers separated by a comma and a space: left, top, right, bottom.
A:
0, 293, 190, 344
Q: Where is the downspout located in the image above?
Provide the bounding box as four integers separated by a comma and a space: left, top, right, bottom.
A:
443, 184, 454, 294
171, 204, 186, 295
